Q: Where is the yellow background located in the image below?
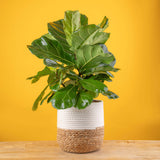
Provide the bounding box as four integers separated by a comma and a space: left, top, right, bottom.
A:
0, 0, 160, 141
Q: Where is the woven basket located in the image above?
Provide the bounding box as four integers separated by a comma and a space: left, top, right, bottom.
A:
57, 100, 104, 153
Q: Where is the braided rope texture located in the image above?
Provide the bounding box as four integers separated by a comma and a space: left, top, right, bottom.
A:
57, 126, 104, 153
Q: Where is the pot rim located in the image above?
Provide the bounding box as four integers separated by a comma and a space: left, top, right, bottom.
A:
92, 99, 103, 103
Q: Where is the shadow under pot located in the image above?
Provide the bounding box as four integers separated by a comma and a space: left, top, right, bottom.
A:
56, 100, 104, 153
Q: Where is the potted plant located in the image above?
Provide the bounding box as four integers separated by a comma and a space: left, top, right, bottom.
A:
27, 10, 119, 153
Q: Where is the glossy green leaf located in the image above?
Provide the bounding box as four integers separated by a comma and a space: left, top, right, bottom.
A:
47, 69, 64, 87
99, 16, 109, 31
32, 85, 48, 111
40, 91, 53, 105
47, 72, 58, 86
27, 36, 75, 65
80, 14, 88, 26
76, 45, 115, 74
43, 33, 56, 40
93, 74, 112, 82
50, 83, 60, 92
102, 90, 119, 99
71, 24, 110, 50
63, 10, 81, 46
75, 91, 93, 109
43, 58, 64, 68
87, 91, 99, 98
106, 71, 114, 78
63, 11, 88, 46
100, 44, 116, 67
92, 32, 110, 45
47, 92, 54, 103
84, 63, 119, 75
76, 45, 104, 71
79, 78, 108, 94
51, 84, 77, 109
27, 67, 51, 83
48, 20, 74, 55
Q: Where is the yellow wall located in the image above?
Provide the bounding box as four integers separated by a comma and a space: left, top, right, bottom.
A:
0, 0, 160, 141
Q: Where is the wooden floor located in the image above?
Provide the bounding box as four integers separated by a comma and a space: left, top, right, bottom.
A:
0, 140, 159, 160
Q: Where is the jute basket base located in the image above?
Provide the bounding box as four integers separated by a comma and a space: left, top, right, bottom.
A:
57, 127, 104, 153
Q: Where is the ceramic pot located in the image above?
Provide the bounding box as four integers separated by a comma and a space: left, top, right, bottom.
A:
57, 100, 104, 153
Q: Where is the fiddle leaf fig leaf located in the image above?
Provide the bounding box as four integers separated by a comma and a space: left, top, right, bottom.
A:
43, 58, 64, 68
99, 16, 109, 31
106, 71, 114, 78
47, 72, 58, 86
80, 14, 88, 26
75, 91, 93, 109
50, 84, 77, 109
63, 11, 89, 46
47, 92, 55, 103
84, 63, 119, 75
47, 69, 64, 87
79, 78, 108, 94
92, 32, 110, 45
76, 45, 115, 74
63, 10, 81, 46
32, 85, 48, 111
43, 33, 56, 40
100, 44, 116, 67
93, 74, 112, 82
71, 24, 109, 50
76, 45, 104, 72
50, 83, 60, 92
27, 67, 51, 83
48, 20, 74, 55
102, 90, 119, 99
40, 91, 53, 105
27, 36, 75, 65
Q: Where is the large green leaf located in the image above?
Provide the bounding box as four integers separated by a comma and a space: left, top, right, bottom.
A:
100, 44, 116, 67
47, 69, 64, 86
79, 78, 108, 94
50, 84, 77, 109
80, 14, 88, 26
63, 10, 81, 46
50, 83, 60, 92
27, 36, 75, 65
75, 91, 93, 109
71, 24, 110, 50
48, 20, 74, 55
40, 91, 53, 105
76, 45, 104, 71
76, 45, 115, 74
32, 85, 48, 111
43, 33, 56, 40
93, 74, 112, 82
84, 63, 119, 75
63, 11, 89, 46
27, 67, 51, 83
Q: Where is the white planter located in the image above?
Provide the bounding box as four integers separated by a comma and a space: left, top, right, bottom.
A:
57, 100, 104, 153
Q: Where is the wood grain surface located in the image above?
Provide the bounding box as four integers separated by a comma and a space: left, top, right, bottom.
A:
0, 140, 159, 160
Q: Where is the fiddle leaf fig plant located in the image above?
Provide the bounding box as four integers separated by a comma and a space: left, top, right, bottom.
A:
27, 10, 119, 111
